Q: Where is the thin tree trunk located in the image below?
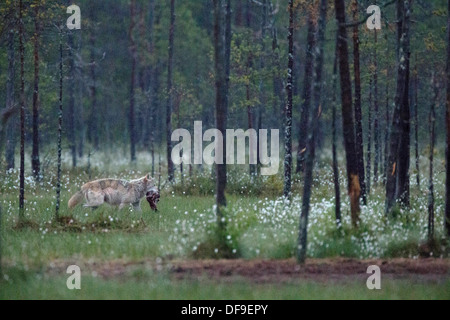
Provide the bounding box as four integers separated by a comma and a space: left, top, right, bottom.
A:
446, 0, 450, 238
55, 25, 64, 220
245, 10, 256, 176
384, 76, 390, 185
428, 75, 437, 242
352, 0, 367, 204
19, 0, 25, 220
270, 1, 284, 128
331, 46, 341, 226
397, 47, 411, 207
5, 29, 16, 171
89, 35, 99, 150
367, 77, 373, 195
298, 0, 328, 263
213, 0, 230, 226
247, 87, 256, 175
166, 0, 175, 180
335, 0, 361, 227
296, 13, 316, 174
76, 30, 84, 159
414, 62, 420, 189
283, 0, 294, 199
148, 0, 156, 177
68, 27, 77, 168
373, 30, 380, 185
257, 0, 269, 176
129, 0, 137, 162
32, 3, 41, 180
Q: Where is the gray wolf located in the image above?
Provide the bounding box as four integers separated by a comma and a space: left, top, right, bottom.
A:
68, 174, 159, 211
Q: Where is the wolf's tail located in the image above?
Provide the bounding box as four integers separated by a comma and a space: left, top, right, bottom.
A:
68, 191, 84, 209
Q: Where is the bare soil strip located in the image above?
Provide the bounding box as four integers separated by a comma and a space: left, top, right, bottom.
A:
44, 258, 450, 284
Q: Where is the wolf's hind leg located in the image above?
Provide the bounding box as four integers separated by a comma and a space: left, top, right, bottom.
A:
84, 192, 105, 208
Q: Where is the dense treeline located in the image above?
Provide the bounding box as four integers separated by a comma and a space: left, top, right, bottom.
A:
0, 0, 446, 164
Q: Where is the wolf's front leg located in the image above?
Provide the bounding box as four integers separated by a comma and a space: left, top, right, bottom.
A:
132, 202, 142, 212
133, 202, 146, 226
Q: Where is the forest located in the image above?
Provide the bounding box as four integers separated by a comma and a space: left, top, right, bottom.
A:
0, 0, 449, 300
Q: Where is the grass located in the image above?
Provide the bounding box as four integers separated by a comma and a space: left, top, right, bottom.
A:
1, 162, 448, 265
0, 150, 449, 299
1, 267, 449, 300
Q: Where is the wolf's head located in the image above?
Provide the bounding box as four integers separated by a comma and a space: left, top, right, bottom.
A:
143, 173, 155, 192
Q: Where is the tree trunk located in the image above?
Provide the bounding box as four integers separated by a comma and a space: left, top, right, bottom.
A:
335, 0, 361, 227
129, 0, 137, 162
373, 30, 380, 185
383, 76, 390, 185
32, 3, 41, 180
283, 0, 294, 199
446, 0, 450, 238
68, 28, 77, 168
298, 0, 328, 263
352, 0, 367, 204
89, 34, 99, 150
331, 43, 341, 226
166, 0, 175, 180
428, 75, 438, 242
296, 13, 316, 174
386, 0, 412, 215
19, 0, 25, 220
270, 1, 285, 128
213, 0, 230, 225
367, 77, 373, 195
76, 30, 84, 159
396, 48, 411, 207
5, 29, 16, 171
414, 62, 420, 189
55, 26, 64, 220
257, 0, 269, 176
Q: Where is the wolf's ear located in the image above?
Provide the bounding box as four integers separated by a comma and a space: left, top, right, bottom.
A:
146, 173, 151, 180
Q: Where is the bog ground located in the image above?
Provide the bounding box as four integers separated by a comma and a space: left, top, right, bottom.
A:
0, 153, 449, 299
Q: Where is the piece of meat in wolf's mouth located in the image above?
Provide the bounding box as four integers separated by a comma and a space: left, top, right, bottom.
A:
146, 188, 160, 211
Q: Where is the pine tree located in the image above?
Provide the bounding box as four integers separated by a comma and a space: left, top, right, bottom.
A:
283, 0, 294, 199
19, 0, 25, 221
352, 0, 366, 204
213, 0, 231, 227
129, 0, 137, 162
386, 0, 412, 214
55, 24, 64, 220
166, 0, 176, 180
335, 0, 361, 227
297, 11, 316, 174
298, 0, 328, 263
31, 1, 41, 180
